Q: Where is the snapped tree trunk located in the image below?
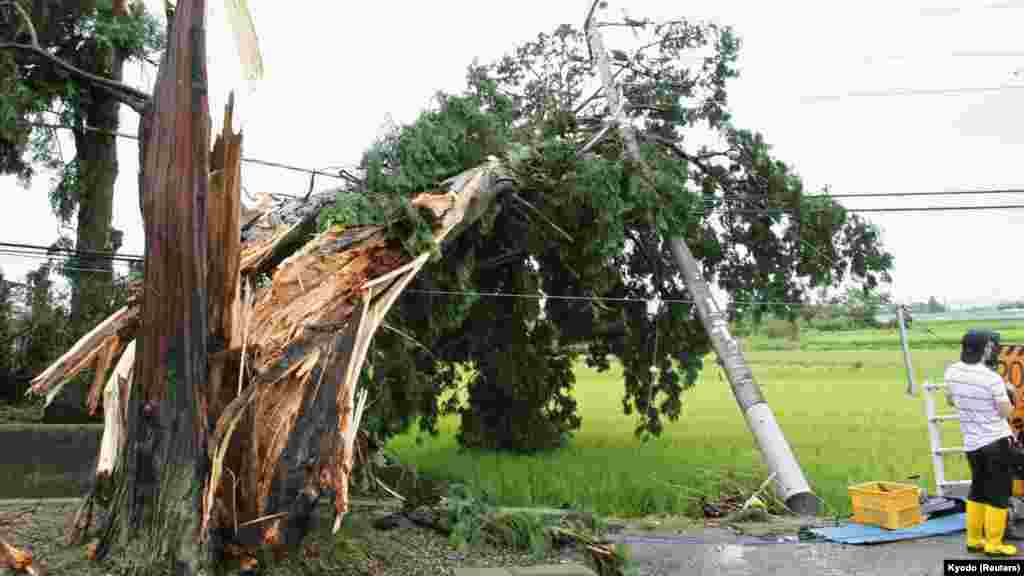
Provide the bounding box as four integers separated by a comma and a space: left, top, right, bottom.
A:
25, 3, 523, 572
30, 160, 515, 572
117, 0, 212, 572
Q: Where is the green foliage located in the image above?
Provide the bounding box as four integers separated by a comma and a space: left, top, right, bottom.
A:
330, 15, 893, 452
81, 0, 165, 61
0, 257, 132, 408
0, 0, 163, 200
909, 296, 947, 314
445, 483, 492, 551
443, 483, 553, 559
0, 270, 14, 402
319, 86, 516, 260
798, 287, 892, 332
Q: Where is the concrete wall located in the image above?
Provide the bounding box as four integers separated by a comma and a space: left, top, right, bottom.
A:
0, 424, 102, 499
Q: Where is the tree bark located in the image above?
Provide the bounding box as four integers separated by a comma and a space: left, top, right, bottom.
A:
118, 1, 212, 572
42, 0, 130, 423
69, 0, 129, 328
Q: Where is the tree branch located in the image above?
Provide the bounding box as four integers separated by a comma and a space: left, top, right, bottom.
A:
572, 65, 626, 115
0, 1, 37, 47
575, 120, 615, 157
0, 42, 151, 113
509, 193, 574, 242
594, 19, 653, 29
583, 0, 602, 63
641, 132, 734, 177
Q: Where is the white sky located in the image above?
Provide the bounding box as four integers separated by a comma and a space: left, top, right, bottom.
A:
2, 0, 1023, 309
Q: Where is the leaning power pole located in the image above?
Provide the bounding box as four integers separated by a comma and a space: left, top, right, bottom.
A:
583, 1, 818, 515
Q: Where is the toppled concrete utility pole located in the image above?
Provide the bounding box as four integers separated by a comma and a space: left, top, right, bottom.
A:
583, 0, 818, 516
897, 305, 917, 397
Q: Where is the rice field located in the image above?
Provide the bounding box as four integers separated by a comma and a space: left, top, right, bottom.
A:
388, 320, 1014, 518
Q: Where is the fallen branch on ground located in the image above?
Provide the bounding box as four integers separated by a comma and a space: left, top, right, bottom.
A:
0, 535, 44, 576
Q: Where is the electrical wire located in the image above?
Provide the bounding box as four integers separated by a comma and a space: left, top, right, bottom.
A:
0, 250, 958, 317
13, 120, 351, 181
695, 204, 1024, 217
0, 242, 143, 262
402, 287, 904, 309
16, 120, 1024, 206
811, 188, 1024, 199
0, 256, 134, 276
800, 83, 1024, 103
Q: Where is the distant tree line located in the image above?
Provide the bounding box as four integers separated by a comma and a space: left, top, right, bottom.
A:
907, 296, 947, 314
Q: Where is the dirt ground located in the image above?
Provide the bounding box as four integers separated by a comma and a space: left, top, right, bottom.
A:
0, 498, 593, 576
2, 498, 989, 576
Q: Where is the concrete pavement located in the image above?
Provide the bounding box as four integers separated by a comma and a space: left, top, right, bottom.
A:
606, 528, 1003, 575
454, 565, 597, 576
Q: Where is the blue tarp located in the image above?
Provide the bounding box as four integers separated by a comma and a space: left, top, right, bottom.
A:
809, 513, 965, 545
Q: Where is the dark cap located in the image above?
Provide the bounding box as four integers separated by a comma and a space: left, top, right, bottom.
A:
962, 329, 1001, 364
963, 330, 989, 352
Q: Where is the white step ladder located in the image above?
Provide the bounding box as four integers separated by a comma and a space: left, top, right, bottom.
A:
922, 380, 971, 499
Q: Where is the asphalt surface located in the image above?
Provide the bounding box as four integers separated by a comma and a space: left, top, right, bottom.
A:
608, 528, 1008, 576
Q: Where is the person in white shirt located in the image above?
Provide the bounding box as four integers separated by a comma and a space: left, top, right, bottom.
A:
946, 329, 1018, 556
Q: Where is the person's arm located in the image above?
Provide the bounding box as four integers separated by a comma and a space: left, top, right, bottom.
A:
994, 378, 1015, 419
944, 364, 958, 407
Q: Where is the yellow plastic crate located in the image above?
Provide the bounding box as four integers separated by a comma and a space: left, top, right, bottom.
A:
848, 481, 924, 530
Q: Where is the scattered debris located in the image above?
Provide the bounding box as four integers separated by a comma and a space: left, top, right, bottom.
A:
0, 535, 44, 575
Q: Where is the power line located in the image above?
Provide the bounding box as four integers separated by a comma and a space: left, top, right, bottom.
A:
0, 242, 143, 262
402, 288, 971, 315
919, 1, 1024, 17
0, 249, 135, 266
16, 122, 1023, 201
865, 50, 1024, 64
14, 121, 351, 182
822, 187, 1024, 199
701, 204, 1024, 216
841, 204, 1024, 213
801, 83, 1024, 103
690, 200, 1024, 218
0, 258, 136, 276
0, 201, 1019, 272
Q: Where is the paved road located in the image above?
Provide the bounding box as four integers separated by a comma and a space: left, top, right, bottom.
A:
608, 528, 1006, 575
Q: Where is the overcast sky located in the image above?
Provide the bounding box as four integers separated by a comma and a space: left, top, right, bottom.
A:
2, 0, 1023, 308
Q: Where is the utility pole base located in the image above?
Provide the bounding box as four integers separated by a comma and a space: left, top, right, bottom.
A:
785, 491, 820, 517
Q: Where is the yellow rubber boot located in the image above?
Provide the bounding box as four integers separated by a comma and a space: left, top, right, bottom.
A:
984, 506, 1019, 556
966, 500, 986, 553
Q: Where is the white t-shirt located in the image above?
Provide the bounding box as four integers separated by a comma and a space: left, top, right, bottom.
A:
945, 361, 1013, 452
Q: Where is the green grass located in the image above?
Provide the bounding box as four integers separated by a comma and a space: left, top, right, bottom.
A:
745, 319, 1024, 352
387, 319, 1016, 520
388, 348, 967, 519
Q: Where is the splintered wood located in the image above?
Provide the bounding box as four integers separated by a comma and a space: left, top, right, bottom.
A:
208, 92, 244, 344
28, 154, 511, 557
0, 536, 44, 575
27, 305, 138, 406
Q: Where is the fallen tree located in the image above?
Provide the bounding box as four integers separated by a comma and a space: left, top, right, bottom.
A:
25, 1, 514, 571
29, 157, 514, 572
26, 2, 897, 572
